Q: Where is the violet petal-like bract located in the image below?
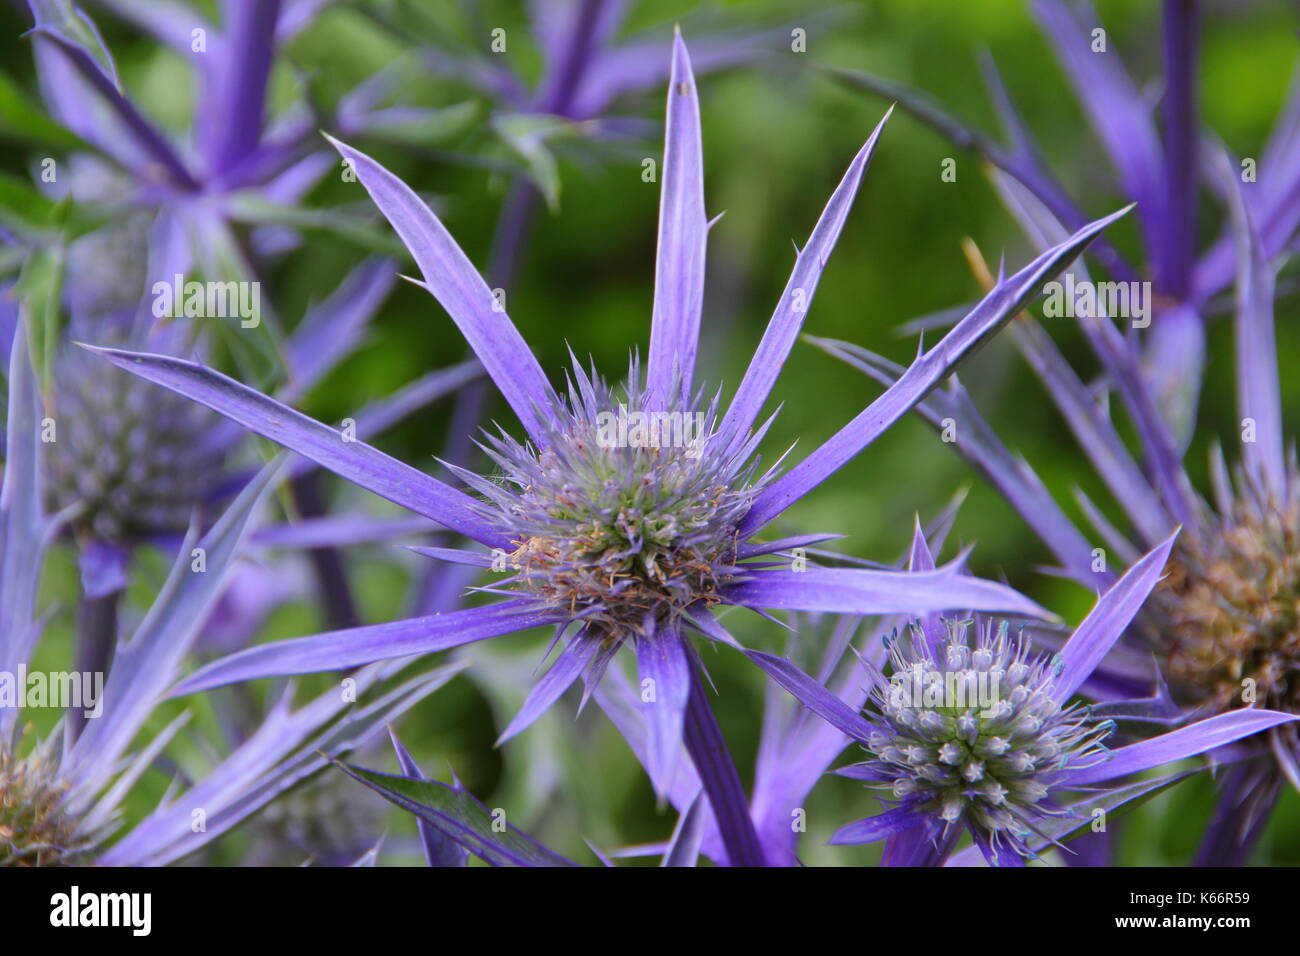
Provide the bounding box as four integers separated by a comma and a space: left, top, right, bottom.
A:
1224, 151, 1286, 499
79, 345, 506, 548
829, 804, 924, 846
171, 600, 569, 696
1063, 710, 1300, 787
28, 26, 199, 190
68, 458, 285, 784
635, 626, 692, 798
323, 133, 557, 445
497, 629, 602, 744
1049, 530, 1178, 704
646, 30, 708, 408
1031, 0, 1165, 255
719, 107, 891, 449
723, 565, 1049, 620
0, 322, 49, 695
203, 0, 281, 177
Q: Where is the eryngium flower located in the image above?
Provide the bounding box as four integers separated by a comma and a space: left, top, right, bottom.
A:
468, 362, 759, 640
48, 329, 224, 543
829, 538, 1300, 866
85, 33, 1129, 864
852, 620, 1114, 855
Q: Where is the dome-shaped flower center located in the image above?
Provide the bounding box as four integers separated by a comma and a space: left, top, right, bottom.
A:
0, 742, 90, 867
48, 339, 226, 543
1152, 484, 1299, 717
477, 364, 764, 640
859, 620, 1112, 852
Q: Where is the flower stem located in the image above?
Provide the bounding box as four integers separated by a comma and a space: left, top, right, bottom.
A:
72, 587, 119, 740
1160, 0, 1199, 299
292, 472, 360, 630
682, 646, 767, 866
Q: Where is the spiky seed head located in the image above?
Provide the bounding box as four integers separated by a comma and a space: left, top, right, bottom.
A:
468, 360, 767, 642
855, 618, 1113, 857
0, 733, 93, 867
1153, 468, 1300, 723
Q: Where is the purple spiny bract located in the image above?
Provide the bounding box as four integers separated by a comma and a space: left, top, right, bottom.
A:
460, 358, 773, 642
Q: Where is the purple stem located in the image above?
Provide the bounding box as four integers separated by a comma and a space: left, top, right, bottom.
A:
292, 472, 361, 630
71, 588, 119, 741
1159, 0, 1199, 299
207, 0, 282, 176
682, 644, 767, 866
540, 0, 604, 117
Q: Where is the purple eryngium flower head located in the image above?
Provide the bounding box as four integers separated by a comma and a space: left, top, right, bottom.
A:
846, 618, 1116, 858
463, 360, 765, 644
82, 31, 1132, 864
831, 537, 1300, 866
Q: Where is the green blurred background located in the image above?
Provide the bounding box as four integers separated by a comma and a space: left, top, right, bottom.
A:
2, 0, 1297, 865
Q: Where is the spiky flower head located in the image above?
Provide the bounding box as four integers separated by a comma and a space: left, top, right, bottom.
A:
48, 333, 225, 543
0, 732, 95, 867
853, 618, 1114, 857
1151, 466, 1300, 738
459, 358, 771, 644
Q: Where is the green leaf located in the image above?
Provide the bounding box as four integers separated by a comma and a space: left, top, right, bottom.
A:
0, 70, 90, 153
358, 100, 481, 146
224, 193, 409, 258
0, 172, 59, 234
14, 241, 66, 393
332, 760, 580, 867
0, 173, 109, 239
491, 113, 581, 213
